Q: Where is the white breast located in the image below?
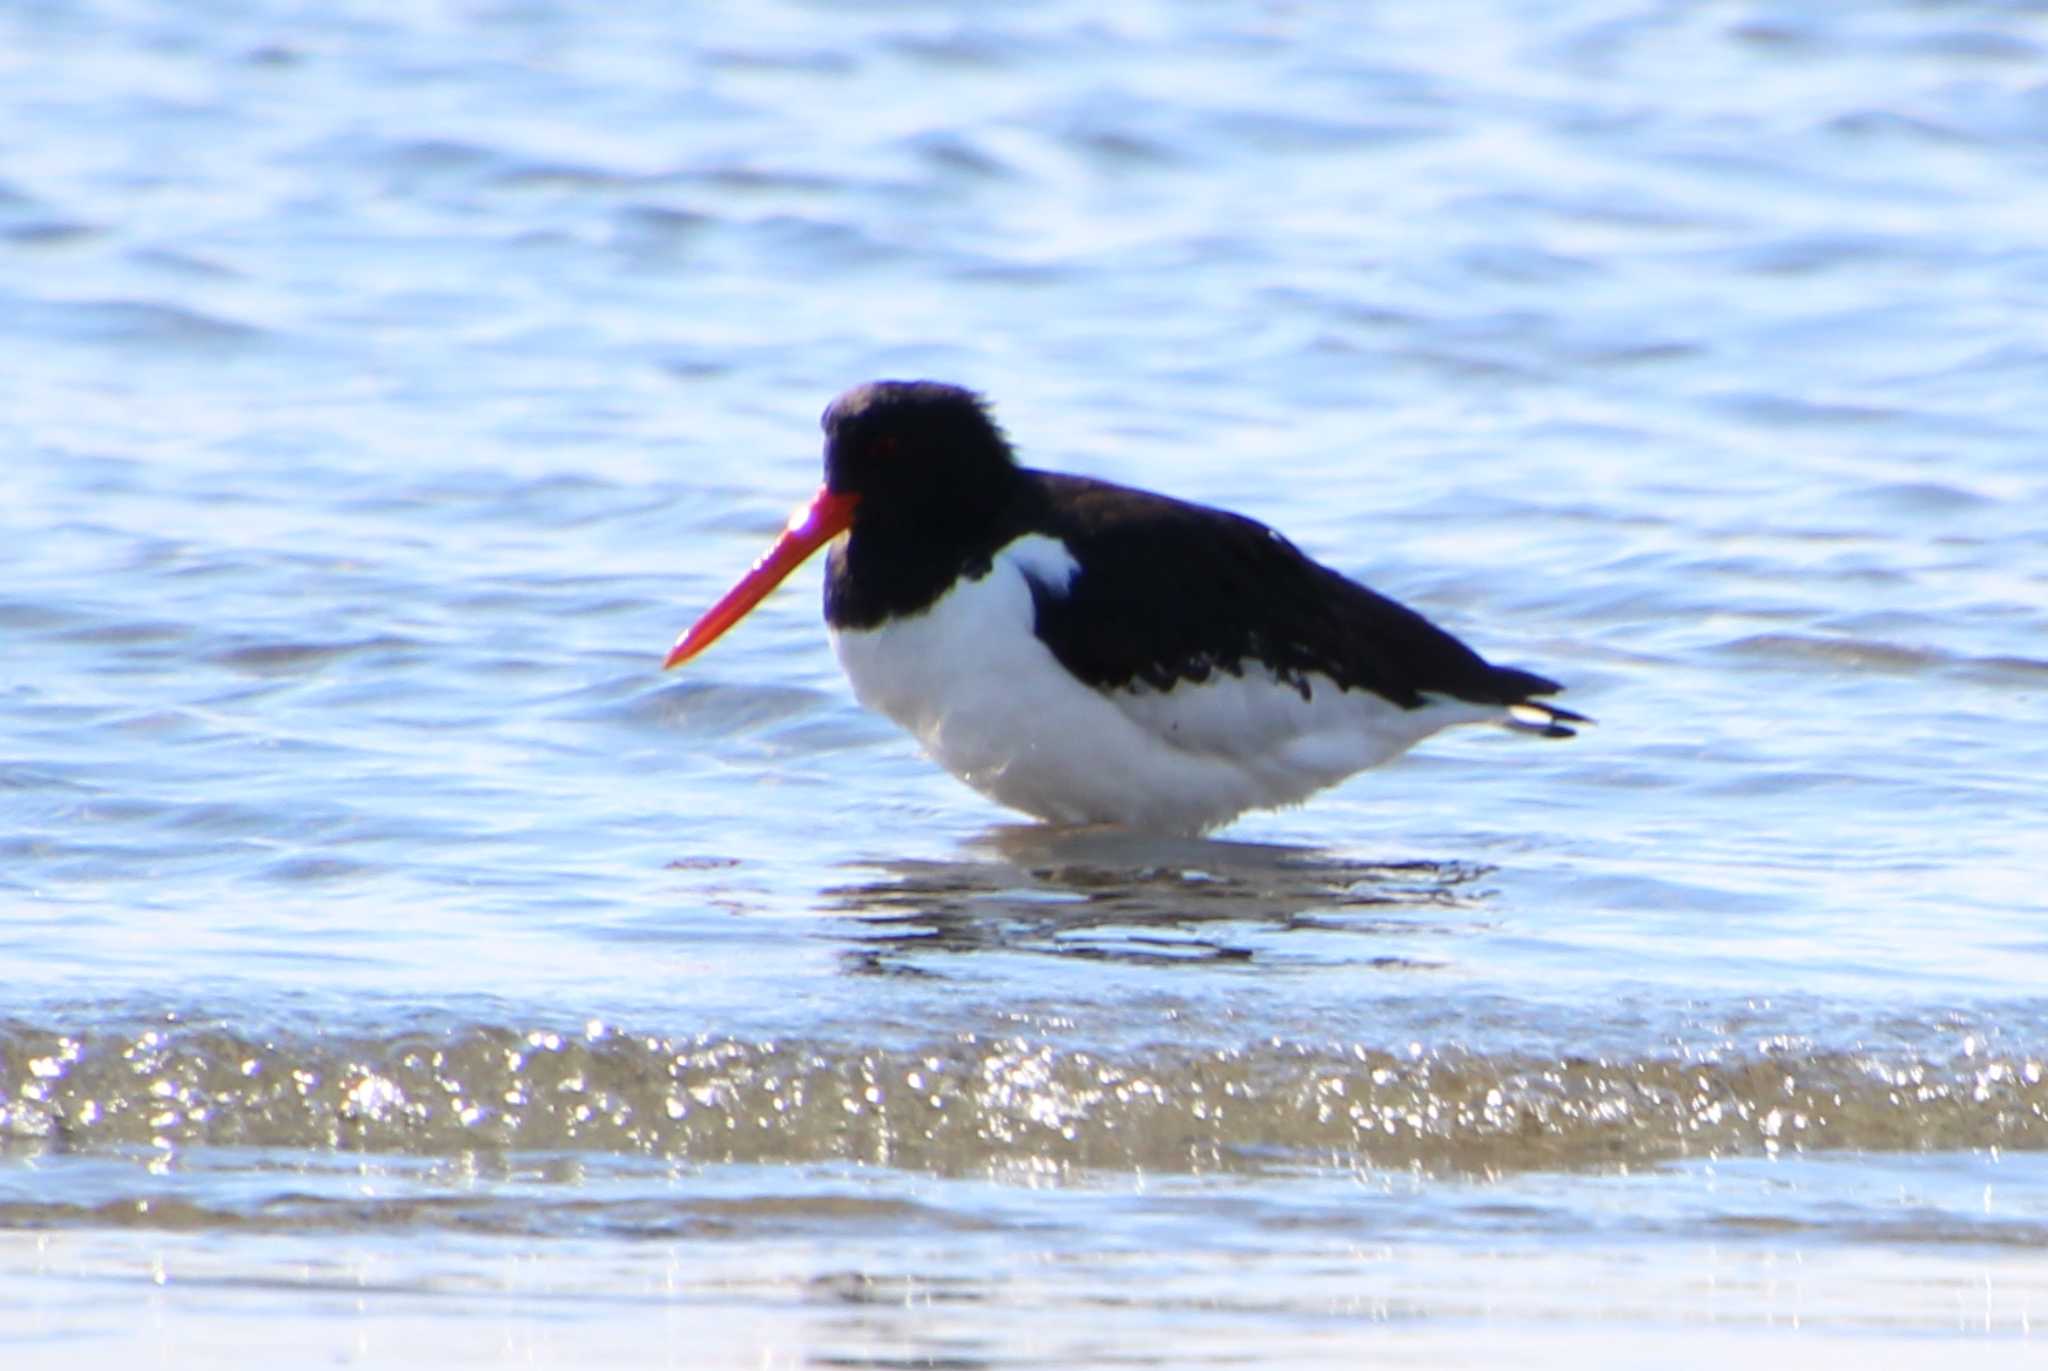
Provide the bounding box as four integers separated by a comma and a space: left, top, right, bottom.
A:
829, 535, 1495, 833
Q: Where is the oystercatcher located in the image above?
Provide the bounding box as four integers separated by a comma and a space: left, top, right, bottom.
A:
665, 381, 1587, 833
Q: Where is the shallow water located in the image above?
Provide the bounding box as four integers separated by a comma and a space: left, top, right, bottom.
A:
6, 0, 2048, 1364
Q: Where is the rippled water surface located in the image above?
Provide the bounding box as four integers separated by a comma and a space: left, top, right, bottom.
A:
6, 1, 2048, 1365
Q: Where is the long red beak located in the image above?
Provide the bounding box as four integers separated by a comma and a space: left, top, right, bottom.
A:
663, 486, 861, 670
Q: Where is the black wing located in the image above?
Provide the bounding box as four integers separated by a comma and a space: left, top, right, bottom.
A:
1016, 471, 1581, 727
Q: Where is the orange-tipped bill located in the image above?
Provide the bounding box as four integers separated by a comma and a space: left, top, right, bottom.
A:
663, 486, 860, 670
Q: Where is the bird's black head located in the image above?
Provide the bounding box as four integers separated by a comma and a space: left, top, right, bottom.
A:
820, 381, 1020, 523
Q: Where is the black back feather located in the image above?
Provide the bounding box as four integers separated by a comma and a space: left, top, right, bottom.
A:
1010, 473, 1569, 715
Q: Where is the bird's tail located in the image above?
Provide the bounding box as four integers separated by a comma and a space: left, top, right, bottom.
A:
1486, 665, 1592, 739
1503, 700, 1590, 738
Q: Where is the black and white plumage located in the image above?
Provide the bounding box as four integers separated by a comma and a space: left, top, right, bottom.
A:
666, 380, 1587, 834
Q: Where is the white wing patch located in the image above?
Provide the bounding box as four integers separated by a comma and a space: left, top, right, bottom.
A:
1002, 533, 1081, 596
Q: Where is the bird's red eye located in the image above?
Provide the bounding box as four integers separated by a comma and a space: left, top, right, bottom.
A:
871, 435, 899, 460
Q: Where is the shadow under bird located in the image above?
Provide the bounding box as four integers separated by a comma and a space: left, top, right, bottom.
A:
665, 381, 1588, 834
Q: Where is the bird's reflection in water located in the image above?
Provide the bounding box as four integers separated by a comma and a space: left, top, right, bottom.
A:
826, 824, 1494, 971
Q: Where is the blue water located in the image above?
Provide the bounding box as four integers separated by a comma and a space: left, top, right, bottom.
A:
5, 2, 2048, 1364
